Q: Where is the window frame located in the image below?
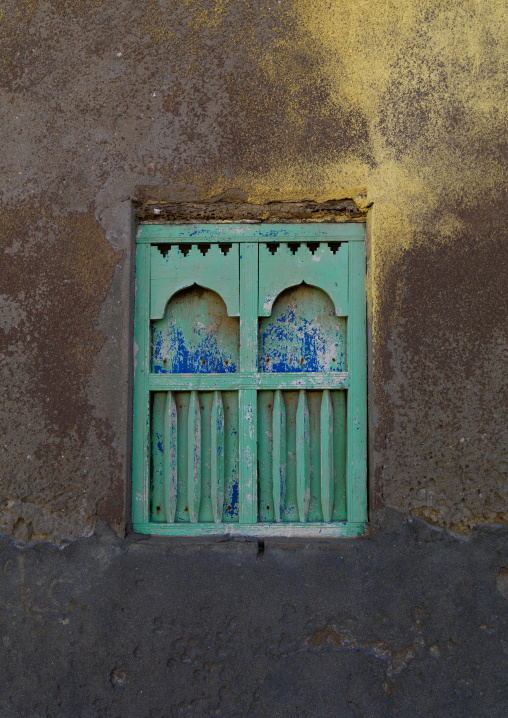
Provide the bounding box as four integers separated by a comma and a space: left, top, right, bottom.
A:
132, 223, 367, 537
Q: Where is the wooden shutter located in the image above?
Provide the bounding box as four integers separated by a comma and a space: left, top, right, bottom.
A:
133, 224, 367, 537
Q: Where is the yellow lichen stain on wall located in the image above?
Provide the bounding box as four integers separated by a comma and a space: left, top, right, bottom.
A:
182, 0, 507, 339
141, 0, 175, 44
148, 1, 507, 531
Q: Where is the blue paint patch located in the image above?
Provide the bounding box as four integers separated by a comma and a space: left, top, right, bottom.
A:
151, 286, 239, 374
225, 481, 239, 519
152, 323, 237, 374
259, 307, 346, 373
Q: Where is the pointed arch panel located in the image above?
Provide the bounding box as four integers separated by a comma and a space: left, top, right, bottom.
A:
151, 243, 239, 319
152, 286, 239, 374
258, 242, 348, 317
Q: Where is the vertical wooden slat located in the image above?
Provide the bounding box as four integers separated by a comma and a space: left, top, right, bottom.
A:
332, 391, 347, 520
187, 390, 201, 523
239, 242, 258, 523
296, 390, 310, 523
258, 391, 274, 522
347, 240, 367, 523
175, 392, 190, 521
282, 392, 298, 522
307, 391, 322, 521
239, 390, 257, 523
151, 392, 166, 521
132, 243, 151, 525
240, 243, 258, 372
272, 390, 286, 522
320, 390, 334, 522
198, 392, 214, 522
223, 391, 240, 523
164, 391, 178, 522
211, 391, 225, 523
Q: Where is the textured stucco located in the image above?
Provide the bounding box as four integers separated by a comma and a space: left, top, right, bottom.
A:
0, 512, 508, 718
0, 0, 507, 541
0, 513, 507, 718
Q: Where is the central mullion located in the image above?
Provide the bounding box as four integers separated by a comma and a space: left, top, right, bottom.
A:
239, 243, 258, 523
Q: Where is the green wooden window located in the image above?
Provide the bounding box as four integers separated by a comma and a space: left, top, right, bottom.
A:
133, 224, 367, 537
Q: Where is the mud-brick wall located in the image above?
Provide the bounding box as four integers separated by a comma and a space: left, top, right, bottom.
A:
1, 0, 507, 543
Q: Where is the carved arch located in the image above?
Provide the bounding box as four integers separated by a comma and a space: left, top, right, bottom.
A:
258, 242, 349, 317
152, 285, 239, 374
150, 244, 239, 319
258, 283, 347, 373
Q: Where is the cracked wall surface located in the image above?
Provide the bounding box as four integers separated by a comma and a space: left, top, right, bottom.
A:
0, 0, 507, 539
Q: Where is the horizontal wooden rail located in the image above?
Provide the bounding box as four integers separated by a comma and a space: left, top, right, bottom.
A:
133, 521, 366, 537
137, 223, 365, 243
149, 373, 350, 392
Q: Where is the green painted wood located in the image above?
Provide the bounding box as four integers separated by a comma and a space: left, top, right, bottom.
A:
347, 241, 367, 523
259, 284, 347, 374
257, 391, 274, 522
307, 391, 323, 522
239, 390, 257, 524
222, 391, 240, 523
320, 390, 333, 522
149, 372, 350, 391
272, 389, 286, 523
187, 390, 201, 523
296, 390, 310, 523
151, 244, 239, 319
197, 391, 214, 522
151, 392, 166, 522
133, 521, 366, 537
132, 243, 151, 525
258, 242, 348, 317
211, 391, 225, 523
138, 223, 365, 243
134, 223, 367, 537
239, 243, 258, 523
175, 392, 190, 521
332, 391, 347, 521
163, 391, 178, 522
152, 286, 239, 375
239, 243, 258, 372
281, 391, 299, 522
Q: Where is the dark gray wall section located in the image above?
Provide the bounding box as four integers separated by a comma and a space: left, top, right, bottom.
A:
1, 512, 507, 718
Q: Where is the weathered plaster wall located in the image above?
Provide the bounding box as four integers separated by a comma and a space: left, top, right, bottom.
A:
1, 0, 507, 541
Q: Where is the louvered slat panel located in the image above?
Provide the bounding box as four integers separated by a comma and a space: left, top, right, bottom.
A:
272, 390, 286, 522
296, 390, 310, 523
187, 390, 201, 523
320, 390, 334, 522
163, 391, 178, 522
211, 391, 225, 523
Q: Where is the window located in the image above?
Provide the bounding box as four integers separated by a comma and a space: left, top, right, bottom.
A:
132, 223, 367, 536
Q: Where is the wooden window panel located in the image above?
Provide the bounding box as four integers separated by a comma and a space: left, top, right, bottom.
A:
133, 224, 367, 537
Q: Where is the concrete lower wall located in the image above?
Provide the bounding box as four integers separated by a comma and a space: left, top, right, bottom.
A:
1, 511, 507, 718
